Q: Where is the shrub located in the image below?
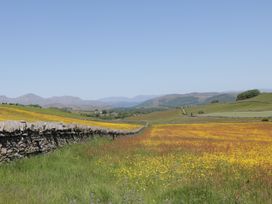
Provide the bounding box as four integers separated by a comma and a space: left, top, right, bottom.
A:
211, 100, 219, 104
28, 104, 42, 108
236, 89, 261, 101
198, 110, 204, 114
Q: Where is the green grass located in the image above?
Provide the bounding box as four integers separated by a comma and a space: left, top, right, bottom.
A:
0, 138, 116, 204
1, 134, 271, 203
243, 93, 272, 103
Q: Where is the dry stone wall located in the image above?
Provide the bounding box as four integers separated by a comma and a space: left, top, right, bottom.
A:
0, 121, 143, 163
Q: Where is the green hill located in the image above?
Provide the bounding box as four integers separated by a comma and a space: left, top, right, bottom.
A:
137, 92, 238, 108
186, 93, 272, 115
242, 93, 272, 103
138, 94, 200, 108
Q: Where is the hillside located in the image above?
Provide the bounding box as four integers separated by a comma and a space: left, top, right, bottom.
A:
138, 95, 199, 108
137, 92, 236, 108
242, 92, 272, 103
129, 93, 272, 123
203, 93, 237, 103
198, 93, 272, 118
197, 93, 272, 113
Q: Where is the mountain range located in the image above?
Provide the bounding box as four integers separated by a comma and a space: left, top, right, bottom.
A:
0, 92, 242, 110
0, 94, 107, 110
0, 94, 157, 110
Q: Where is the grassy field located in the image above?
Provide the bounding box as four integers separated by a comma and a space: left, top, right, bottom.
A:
0, 105, 140, 130
1, 95, 272, 203
1, 122, 272, 203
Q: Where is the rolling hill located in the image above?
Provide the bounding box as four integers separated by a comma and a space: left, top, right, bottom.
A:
203, 93, 237, 103
137, 92, 237, 108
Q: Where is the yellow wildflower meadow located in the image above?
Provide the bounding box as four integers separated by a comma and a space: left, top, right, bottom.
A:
144, 123, 272, 168
95, 122, 272, 194
0, 106, 140, 130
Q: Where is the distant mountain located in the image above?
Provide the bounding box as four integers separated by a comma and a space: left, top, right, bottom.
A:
47, 96, 104, 107
0, 91, 254, 110
0, 95, 9, 103
137, 92, 237, 108
99, 95, 158, 108
0, 94, 108, 110
0, 93, 158, 110
14, 94, 45, 105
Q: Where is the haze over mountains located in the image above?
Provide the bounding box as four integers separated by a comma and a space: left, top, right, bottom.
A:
1, 89, 271, 110
0, 94, 158, 110
99, 95, 158, 108
0, 91, 246, 110
0, 94, 107, 110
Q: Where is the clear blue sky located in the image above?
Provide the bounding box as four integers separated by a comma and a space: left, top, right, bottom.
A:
0, 1, 271, 99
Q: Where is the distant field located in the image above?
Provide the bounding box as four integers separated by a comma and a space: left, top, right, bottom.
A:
202, 111, 272, 118
0, 105, 140, 130
128, 108, 262, 124
1, 122, 271, 203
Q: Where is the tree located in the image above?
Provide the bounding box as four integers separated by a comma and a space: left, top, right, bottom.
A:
236, 89, 261, 101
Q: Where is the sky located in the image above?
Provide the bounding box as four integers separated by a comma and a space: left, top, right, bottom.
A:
0, 1, 271, 99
